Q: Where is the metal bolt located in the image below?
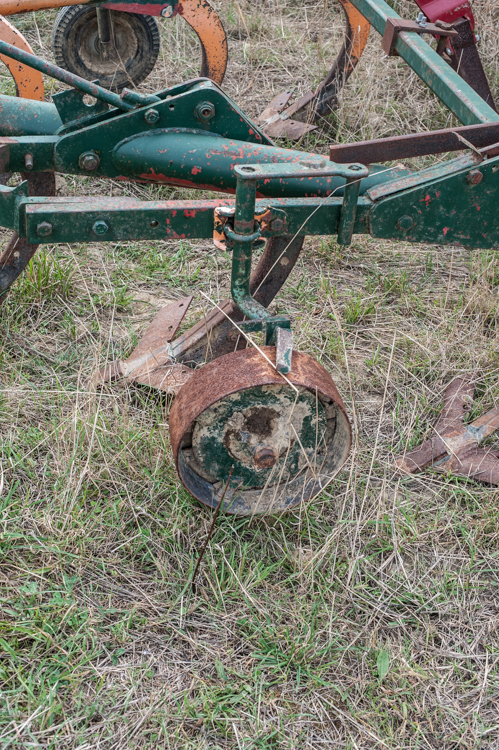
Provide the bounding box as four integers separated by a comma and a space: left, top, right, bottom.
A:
270, 218, 285, 232
467, 169, 483, 185
416, 11, 427, 27
161, 4, 173, 16
253, 444, 279, 469
144, 108, 160, 124
92, 220, 109, 235
397, 215, 414, 231
195, 101, 216, 121
348, 164, 364, 171
79, 151, 100, 171
24, 153, 33, 170
36, 221, 53, 237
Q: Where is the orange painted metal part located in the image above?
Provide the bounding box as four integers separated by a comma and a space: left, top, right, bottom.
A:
176, 0, 227, 85
0, 16, 44, 99
338, 0, 370, 70
0, 0, 227, 86
0, 0, 85, 14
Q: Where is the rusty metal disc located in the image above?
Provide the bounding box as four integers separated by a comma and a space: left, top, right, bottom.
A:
169, 346, 351, 516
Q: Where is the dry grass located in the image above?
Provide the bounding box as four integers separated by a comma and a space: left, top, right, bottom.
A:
1, 1, 499, 748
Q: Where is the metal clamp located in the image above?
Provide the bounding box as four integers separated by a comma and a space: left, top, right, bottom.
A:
382, 17, 457, 57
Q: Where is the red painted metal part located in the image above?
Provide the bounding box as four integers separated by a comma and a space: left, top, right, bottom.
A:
414, 0, 474, 29
100, 2, 166, 14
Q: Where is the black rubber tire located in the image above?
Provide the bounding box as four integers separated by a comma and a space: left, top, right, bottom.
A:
51, 5, 160, 92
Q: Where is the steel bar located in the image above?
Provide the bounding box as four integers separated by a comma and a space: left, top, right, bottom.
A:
0, 39, 134, 112
351, 0, 498, 125
330, 121, 499, 163
20, 196, 373, 245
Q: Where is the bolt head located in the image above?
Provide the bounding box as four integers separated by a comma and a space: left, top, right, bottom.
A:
79, 151, 100, 171
195, 101, 216, 121
270, 218, 285, 232
144, 108, 160, 124
253, 444, 279, 469
397, 215, 414, 231
92, 220, 109, 236
467, 169, 483, 185
36, 221, 52, 237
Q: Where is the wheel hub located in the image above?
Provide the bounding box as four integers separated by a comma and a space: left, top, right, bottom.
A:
79, 17, 138, 75
191, 386, 329, 489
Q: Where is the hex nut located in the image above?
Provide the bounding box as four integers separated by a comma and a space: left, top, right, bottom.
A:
195, 101, 216, 121
92, 220, 109, 236
144, 109, 160, 124
36, 221, 53, 237
79, 151, 100, 171
467, 169, 483, 185
397, 215, 414, 231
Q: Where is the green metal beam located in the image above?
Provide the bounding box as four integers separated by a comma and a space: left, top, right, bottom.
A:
352, 0, 499, 125
20, 197, 373, 244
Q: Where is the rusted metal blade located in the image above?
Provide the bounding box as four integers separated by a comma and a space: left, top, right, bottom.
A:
93, 296, 192, 387
92, 361, 124, 387
127, 296, 193, 362
434, 376, 475, 431
436, 448, 499, 485
264, 119, 317, 140
396, 376, 475, 474
133, 362, 194, 395
396, 375, 499, 484
259, 91, 317, 140
258, 91, 292, 123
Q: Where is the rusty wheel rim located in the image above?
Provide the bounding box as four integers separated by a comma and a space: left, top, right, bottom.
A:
169, 347, 352, 516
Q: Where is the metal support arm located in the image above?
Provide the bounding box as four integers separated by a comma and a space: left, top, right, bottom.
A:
351, 0, 498, 125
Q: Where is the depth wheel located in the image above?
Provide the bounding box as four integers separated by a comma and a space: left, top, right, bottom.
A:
169, 347, 351, 516
51, 5, 160, 91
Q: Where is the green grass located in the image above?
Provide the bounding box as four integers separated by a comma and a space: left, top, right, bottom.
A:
0, 0, 499, 747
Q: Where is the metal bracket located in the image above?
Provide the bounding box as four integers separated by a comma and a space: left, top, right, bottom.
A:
52, 86, 109, 127
382, 17, 457, 57
238, 317, 293, 372
213, 205, 287, 251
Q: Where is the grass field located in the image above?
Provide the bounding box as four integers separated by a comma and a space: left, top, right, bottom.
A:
1, 0, 499, 747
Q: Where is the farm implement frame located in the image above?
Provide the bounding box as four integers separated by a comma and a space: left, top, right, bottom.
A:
0, 0, 493, 136
0, 0, 497, 512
